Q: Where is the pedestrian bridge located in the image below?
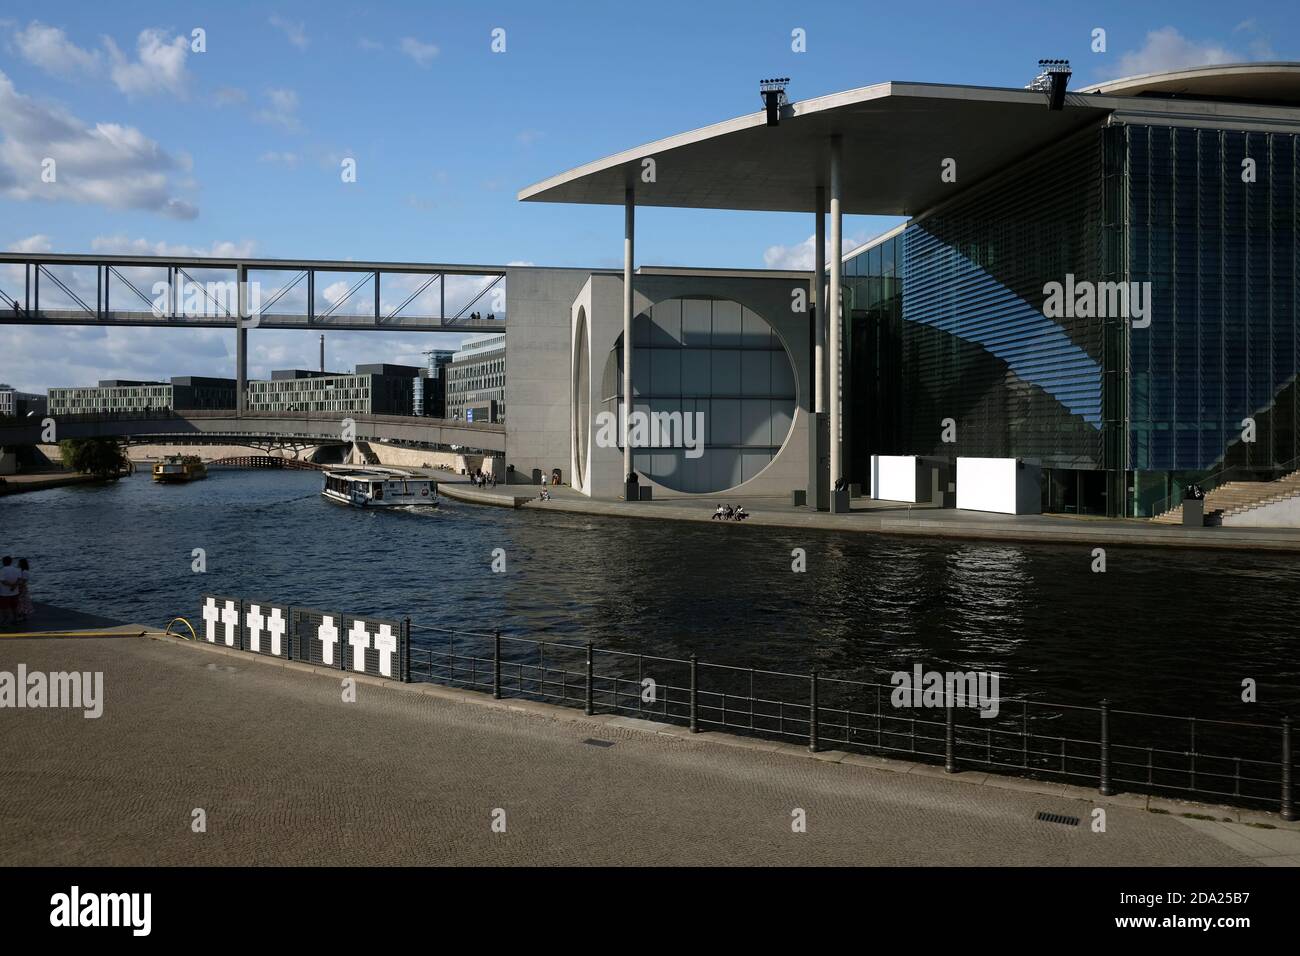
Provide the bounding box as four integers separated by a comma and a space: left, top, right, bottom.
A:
0, 409, 506, 454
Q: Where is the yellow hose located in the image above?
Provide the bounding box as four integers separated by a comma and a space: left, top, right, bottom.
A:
163, 617, 198, 641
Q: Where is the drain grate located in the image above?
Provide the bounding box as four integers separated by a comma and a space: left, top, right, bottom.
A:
583, 738, 615, 748
1036, 811, 1081, 827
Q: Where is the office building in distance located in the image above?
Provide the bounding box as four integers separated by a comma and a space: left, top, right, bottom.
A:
447, 333, 506, 423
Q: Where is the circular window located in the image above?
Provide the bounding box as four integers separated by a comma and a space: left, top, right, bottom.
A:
602, 296, 796, 494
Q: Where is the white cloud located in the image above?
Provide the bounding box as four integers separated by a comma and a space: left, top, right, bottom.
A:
269, 16, 308, 50
321, 280, 351, 305
763, 235, 815, 270
255, 88, 302, 132
1111, 27, 1241, 78
358, 38, 383, 52
213, 86, 248, 107
104, 29, 191, 97
516, 129, 543, 147
399, 37, 439, 67
7, 234, 53, 253
0, 70, 198, 218
13, 22, 102, 78
763, 233, 868, 270
90, 236, 257, 258
258, 151, 300, 167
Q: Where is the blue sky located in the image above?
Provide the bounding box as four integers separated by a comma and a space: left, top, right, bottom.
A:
1, 0, 1295, 391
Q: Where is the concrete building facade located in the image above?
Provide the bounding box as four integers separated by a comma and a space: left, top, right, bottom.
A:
447, 333, 507, 423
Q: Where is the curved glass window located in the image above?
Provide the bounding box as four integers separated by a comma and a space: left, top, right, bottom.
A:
603, 296, 796, 493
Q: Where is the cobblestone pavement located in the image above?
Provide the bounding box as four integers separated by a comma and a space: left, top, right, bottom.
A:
0, 635, 1265, 866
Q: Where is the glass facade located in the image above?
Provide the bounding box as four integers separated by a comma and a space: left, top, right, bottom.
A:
847, 126, 1120, 512
845, 119, 1299, 516
1126, 125, 1300, 514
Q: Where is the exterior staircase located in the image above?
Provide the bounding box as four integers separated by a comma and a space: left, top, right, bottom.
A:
1152, 469, 1300, 524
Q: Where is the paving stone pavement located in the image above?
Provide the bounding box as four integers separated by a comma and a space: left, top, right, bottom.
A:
0, 635, 1271, 866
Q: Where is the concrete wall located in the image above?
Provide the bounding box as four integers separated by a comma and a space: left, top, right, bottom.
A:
1223, 496, 1300, 528
503, 268, 594, 485
352, 442, 472, 472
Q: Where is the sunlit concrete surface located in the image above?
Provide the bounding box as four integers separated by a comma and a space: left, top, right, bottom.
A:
442, 481, 1300, 553
0, 633, 1287, 866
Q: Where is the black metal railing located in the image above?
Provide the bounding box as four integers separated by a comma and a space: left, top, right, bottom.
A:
406, 623, 1295, 820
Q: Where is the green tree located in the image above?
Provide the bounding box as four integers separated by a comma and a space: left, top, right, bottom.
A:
59, 437, 129, 480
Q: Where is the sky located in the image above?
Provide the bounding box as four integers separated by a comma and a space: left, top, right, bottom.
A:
0, 0, 1296, 393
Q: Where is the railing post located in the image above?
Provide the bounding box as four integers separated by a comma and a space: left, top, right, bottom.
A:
1099, 699, 1113, 795
945, 698, 957, 773
1283, 715, 1295, 822
492, 629, 501, 699
689, 655, 699, 733
809, 670, 819, 753
402, 616, 410, 682
584, 641, 594, 716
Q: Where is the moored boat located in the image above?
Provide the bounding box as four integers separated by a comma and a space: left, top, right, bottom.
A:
152, 454, 208, 483
321, 467, 438, 508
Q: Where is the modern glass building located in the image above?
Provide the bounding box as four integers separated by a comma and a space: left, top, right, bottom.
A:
844, 108, 1300, 516
517, 61, 1300, 515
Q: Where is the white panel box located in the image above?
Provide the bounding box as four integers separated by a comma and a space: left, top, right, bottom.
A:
956, 457, 1041, 515
870, 455, 926, 503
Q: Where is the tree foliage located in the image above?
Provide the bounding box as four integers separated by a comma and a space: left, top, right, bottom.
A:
59, 437, 129, 480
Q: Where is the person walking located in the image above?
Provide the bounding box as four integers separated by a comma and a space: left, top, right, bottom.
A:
16, 558, 33, 622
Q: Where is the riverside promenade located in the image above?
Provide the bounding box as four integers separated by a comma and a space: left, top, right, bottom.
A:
439, 481, 1300, 552
0, 470, 100, 496
2, 611, 1298, 866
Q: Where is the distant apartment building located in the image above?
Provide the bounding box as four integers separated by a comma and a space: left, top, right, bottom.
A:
447, 334, 506, 422
47, 377, 236, 415
0, 384, 46, 418
413, 350, 454, 417
245, 364, 419, 415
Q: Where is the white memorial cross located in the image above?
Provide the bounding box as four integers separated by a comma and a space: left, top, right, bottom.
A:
317, 616, 339, 665
348, 620, 371, 673
266, 608, 286, 656
246, 604, 265, 653
202, 598, 219, 643
374, 623, 397, 678
220, 600, 238, 647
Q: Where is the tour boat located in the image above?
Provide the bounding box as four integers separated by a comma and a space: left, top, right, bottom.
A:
321, 467, 438, 508
152, 454, 208, 483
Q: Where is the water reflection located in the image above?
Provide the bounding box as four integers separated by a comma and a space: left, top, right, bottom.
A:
3, 469, 1298, 722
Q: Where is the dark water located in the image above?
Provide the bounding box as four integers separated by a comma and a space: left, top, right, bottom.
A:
3, 469, 1299, 724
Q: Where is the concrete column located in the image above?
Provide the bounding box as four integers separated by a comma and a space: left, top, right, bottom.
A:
623, 186, 634, 487
828, 138, 843, 496
236, 264, 248, 416
814, 186, 826, 414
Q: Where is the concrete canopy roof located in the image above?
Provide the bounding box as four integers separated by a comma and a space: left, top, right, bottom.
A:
1077, 62, 1300, 104
518, 81, 1111, 216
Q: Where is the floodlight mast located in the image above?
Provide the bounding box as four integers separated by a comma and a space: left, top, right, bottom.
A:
759, 77, 791, 126
1028, 59, 1072, 111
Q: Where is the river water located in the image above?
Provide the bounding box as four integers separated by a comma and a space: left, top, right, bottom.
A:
3, 469, 1298, 725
